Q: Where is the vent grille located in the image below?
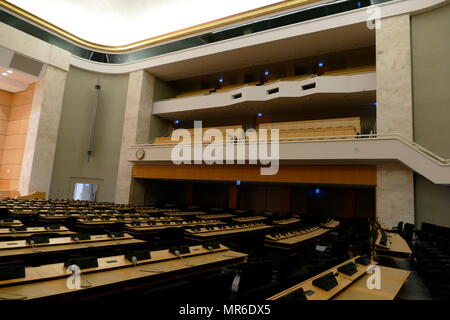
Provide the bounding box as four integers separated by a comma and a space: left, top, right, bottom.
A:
9, 53, 43, 77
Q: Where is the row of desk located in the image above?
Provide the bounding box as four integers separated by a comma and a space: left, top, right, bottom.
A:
0, 244, 247, 300
268, 256, 411, 300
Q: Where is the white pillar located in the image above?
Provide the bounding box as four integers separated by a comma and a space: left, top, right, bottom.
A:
19, 65, 67, 196
375, 14, 415, 226
115, 70, 155, 203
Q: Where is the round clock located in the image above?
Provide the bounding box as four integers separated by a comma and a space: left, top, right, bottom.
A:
136, 149, 145, 160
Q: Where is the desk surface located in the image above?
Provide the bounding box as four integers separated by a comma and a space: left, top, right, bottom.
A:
265, 227, 330, 249
333, 266, 411, 300
0, 226, 70, 234
185, 224, 272, 239
0, 220, 23, 227
376, 232, 412, 255
268, 257, 372, 300
125, 220, 224, 231
197, 214, 236, 219
0, 235, 144, 258
232, 216, 267, 223
272, 218, 301, 225
0, 245, 247, 300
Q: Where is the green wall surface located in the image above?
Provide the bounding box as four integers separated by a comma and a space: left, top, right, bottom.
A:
49, 67, 129, 202
412, 4, 450, 227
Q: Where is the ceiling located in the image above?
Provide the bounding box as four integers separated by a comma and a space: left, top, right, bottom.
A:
7, 0, 281, 46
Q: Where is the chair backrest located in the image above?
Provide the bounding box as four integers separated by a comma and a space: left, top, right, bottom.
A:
397, 221, 404, 232
238, 260, 273, 292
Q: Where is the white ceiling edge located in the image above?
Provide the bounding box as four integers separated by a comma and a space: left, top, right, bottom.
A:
8, 0, 281, 46
68, 0, 448, 78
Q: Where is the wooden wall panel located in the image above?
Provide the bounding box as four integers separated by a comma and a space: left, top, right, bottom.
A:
0, 86, 33, 196
133, 165, 377, 186
0, 106, 9, 120
0, 164, 22, 180
9, 105, 31, 121
0, 91, 12, 106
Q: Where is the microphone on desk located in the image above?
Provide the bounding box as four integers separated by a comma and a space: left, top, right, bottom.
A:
131, 255, 138, 267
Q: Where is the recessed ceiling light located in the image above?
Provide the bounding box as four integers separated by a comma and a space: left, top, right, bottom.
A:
1, 72, 7, 76
6, 70, 13, 74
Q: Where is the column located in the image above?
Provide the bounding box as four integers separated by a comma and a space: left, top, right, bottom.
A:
19, 65, 67, 196
375, 14, 415, 226
115, 70, 155, 203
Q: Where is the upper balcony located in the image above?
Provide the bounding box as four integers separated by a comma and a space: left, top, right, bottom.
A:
153, 66, 375, 119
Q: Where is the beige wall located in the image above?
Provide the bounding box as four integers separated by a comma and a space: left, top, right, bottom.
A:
49, 67, 129, 202
411, 4, 450, 227
0, 85, 34, 197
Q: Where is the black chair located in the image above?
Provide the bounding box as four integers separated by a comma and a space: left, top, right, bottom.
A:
190, 271, 235, 300
234, 260, 279, 299
403, 223, 415, 243
138, 280, 192, 302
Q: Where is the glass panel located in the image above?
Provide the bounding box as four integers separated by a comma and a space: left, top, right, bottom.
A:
73, 183, 98, 201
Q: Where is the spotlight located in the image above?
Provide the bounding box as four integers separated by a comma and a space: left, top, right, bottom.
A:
357, 1, 362, 8
218, 77, 224, 83
371, 102, 377, 107
236, 180, 241, 186
173, 120, 180, 125
318, 61, 324, 68
1, 72, 7, 76
6, 70, 12, 74
257, 113, 263, 117
264, 70, 270, 76
315, 188, 321, 194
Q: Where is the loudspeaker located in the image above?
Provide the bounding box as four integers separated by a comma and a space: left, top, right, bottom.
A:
337, 262, 358, 276
0, 263, 26, 281
280, 287, 307, 300
312, 272, 338, 291
26, 235, 50, 244
169, 245, 190, 255
65, 256, 98, 270
203, 242, 220, 250
356, 255, 371, 266
125, 250, 151, 262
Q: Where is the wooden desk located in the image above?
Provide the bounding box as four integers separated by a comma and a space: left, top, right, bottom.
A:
0, 245, 247, 300
185, 223, 272, 240
376, 232, 412, 258
124, 220, 225, 232
265, 227, 331, 249
232, 216, 267, 223
268, 257, 377, 300
164, 211, 207, 217
333, 266, 410, 300
197, 214, 236, 220
0, 234, 145, 259
0, 226, 75, 238
272, 218, 301, 226
0, 220, 23, 227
